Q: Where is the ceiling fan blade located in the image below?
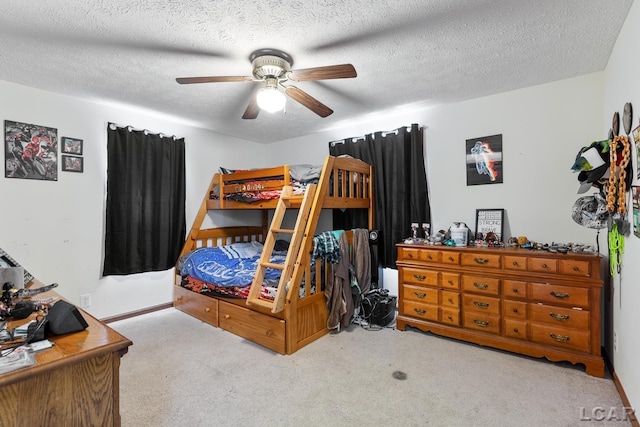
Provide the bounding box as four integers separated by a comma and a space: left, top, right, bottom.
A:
287, 64, 357, 82
242, 95, 260, 120
176, 76, 253, 84
284, 86, 333, 117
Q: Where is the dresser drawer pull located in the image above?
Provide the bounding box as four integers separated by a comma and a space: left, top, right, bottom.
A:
414, 308, 426, 315
513, 328, 519, 333
473, 257, 489, 264
426, 255, 433, 260
407, 253, 414, 258
541, 263, 549, 269
549, 312, 570, 321
512, 261, 520, 267
550, 291, 570, 299
512, 288, 519, 294
447, 315, 453, 321
447, 280, 454, 285
447, 297, 454, 304
473, 301, 489, 309
474, 319, 489, 327
448, 256, 455, 262
573, 266, 580, 272
550, 333, 570, 343
413, 274, 426, 281
413, 291, 427, 299
513, 308, 519, 314
473, 282, 489, 290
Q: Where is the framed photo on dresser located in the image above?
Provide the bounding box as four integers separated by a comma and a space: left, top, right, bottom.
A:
475, 208, 504, 241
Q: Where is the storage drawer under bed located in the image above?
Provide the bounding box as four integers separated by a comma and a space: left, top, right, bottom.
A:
174, 285, 219, 326
219, 301, 286, 354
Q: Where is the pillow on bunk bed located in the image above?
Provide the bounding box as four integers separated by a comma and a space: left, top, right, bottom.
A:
178, 241, 287, 288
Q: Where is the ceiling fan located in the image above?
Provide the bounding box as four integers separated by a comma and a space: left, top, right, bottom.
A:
176, 48, 357, 119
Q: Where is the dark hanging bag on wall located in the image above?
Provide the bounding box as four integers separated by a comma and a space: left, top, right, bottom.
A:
47, 300, 88, 336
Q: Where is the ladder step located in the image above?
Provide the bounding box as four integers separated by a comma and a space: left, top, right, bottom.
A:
271, 228, 294, 234
246, 298, 275, 310
261, 262, 284, 270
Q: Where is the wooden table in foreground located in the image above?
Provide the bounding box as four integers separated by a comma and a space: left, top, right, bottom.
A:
0, 289, 132, 427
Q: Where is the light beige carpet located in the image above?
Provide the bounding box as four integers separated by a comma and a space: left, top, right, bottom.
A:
110, 308, 629, 427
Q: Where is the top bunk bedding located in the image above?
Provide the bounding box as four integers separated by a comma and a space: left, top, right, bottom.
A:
206, 155, 373, 210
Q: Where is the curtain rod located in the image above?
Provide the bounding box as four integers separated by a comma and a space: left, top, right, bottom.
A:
329, 125, 420, 146
108, 122, 181, 140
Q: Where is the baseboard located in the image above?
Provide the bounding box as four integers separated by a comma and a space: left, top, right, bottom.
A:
100, 302, 174, 324
603, 347, 638, 427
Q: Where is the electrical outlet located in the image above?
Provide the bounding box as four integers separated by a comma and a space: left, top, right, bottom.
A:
614, 330, 618, 352
80, 294, 91, 308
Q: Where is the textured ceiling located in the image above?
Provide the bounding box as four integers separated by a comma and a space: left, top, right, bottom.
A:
0, 1, 634, 143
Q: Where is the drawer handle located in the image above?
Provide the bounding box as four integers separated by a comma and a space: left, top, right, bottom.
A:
266, 330, 273, 337
176, 296, 183, 302
413, 291, 427, 299
448, 297, 454, 304
448, 256, 454, 262
447, 315, 453, 321
550, 333, 570, 343
512, 261, 519, 267
427, 255, 433, 260
549, 312, 570, 321
414, 308, 426, 315
474, 319, 489, 327
413, 274, 426, 281
447, 279, 454, 285
473, 282, 489, 290
408, 253, 414, 258
513, 308, 519, 313
550, 291, 570, 299
224, 314, 230, 319
513, 328, 519, 333
474, 257, 489, 264
573, 266, 580, 272
205, 307, 211, 313
541, 263, 549, 269
474, 301, 489, 309
512, 288, 519, 293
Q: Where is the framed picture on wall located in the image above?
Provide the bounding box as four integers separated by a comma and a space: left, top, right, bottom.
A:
61, 155, 83, 173
475, 208, 505, 241
4, 120, 58, 181
61, 137, 83, 155
466, 134, 503, 185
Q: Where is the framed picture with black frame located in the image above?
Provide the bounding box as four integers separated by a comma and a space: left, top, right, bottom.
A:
475, 208, 505, 241
61, 137, 83, 155
61, 155, 83, 173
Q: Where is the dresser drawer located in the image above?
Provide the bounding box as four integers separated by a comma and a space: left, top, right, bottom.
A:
462, 275, 500, 296
219, 301, 285, 354
530, 283, 590, 308
461, 252, 501, 269
463, 294, 500, 316
504, 255, 528, 272
529, 257, 558, 274
530, 304, 589, 330
403, 284, 439, 304
441, 308, 460, 326
420, 250, 441, 263
531, 324, 590, 353
401, 267, 439, 286
402, 300, 439, 321
463, 313, 500, 334
398, 247, 421, 262
504, 319, 528, 340
441, 251, 460, 265
441, 290, 459, 308
503, 300, 527, 320
174, 285, 219, 326
440, 272, 460, 290
503, 279, 528, 299
559, 259, 592, 277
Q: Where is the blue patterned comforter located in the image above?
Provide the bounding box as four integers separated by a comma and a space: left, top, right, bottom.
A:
179, 241, 286, 288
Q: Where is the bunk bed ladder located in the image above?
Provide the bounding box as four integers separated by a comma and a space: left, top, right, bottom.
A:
246, 184, 317, 313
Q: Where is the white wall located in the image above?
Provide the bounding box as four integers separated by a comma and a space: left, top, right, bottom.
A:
0, 80, 266, 318
603, 0, 640, 410
269, 73, 605, 297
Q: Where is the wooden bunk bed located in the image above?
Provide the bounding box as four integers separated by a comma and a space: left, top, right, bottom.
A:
174, 155, 374, 354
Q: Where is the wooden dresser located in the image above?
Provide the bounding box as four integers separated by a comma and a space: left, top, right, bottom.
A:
396, 244, 605, 377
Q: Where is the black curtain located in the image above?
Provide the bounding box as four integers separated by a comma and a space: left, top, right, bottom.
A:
103, 124, 186, 276
329, 123, 430, 268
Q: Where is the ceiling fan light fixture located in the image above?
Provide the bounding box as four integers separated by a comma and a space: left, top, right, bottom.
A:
256, 84, 286, 113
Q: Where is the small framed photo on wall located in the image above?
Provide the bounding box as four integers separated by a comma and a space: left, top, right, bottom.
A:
61, 155, 83, 173
61, 137, 83, 155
